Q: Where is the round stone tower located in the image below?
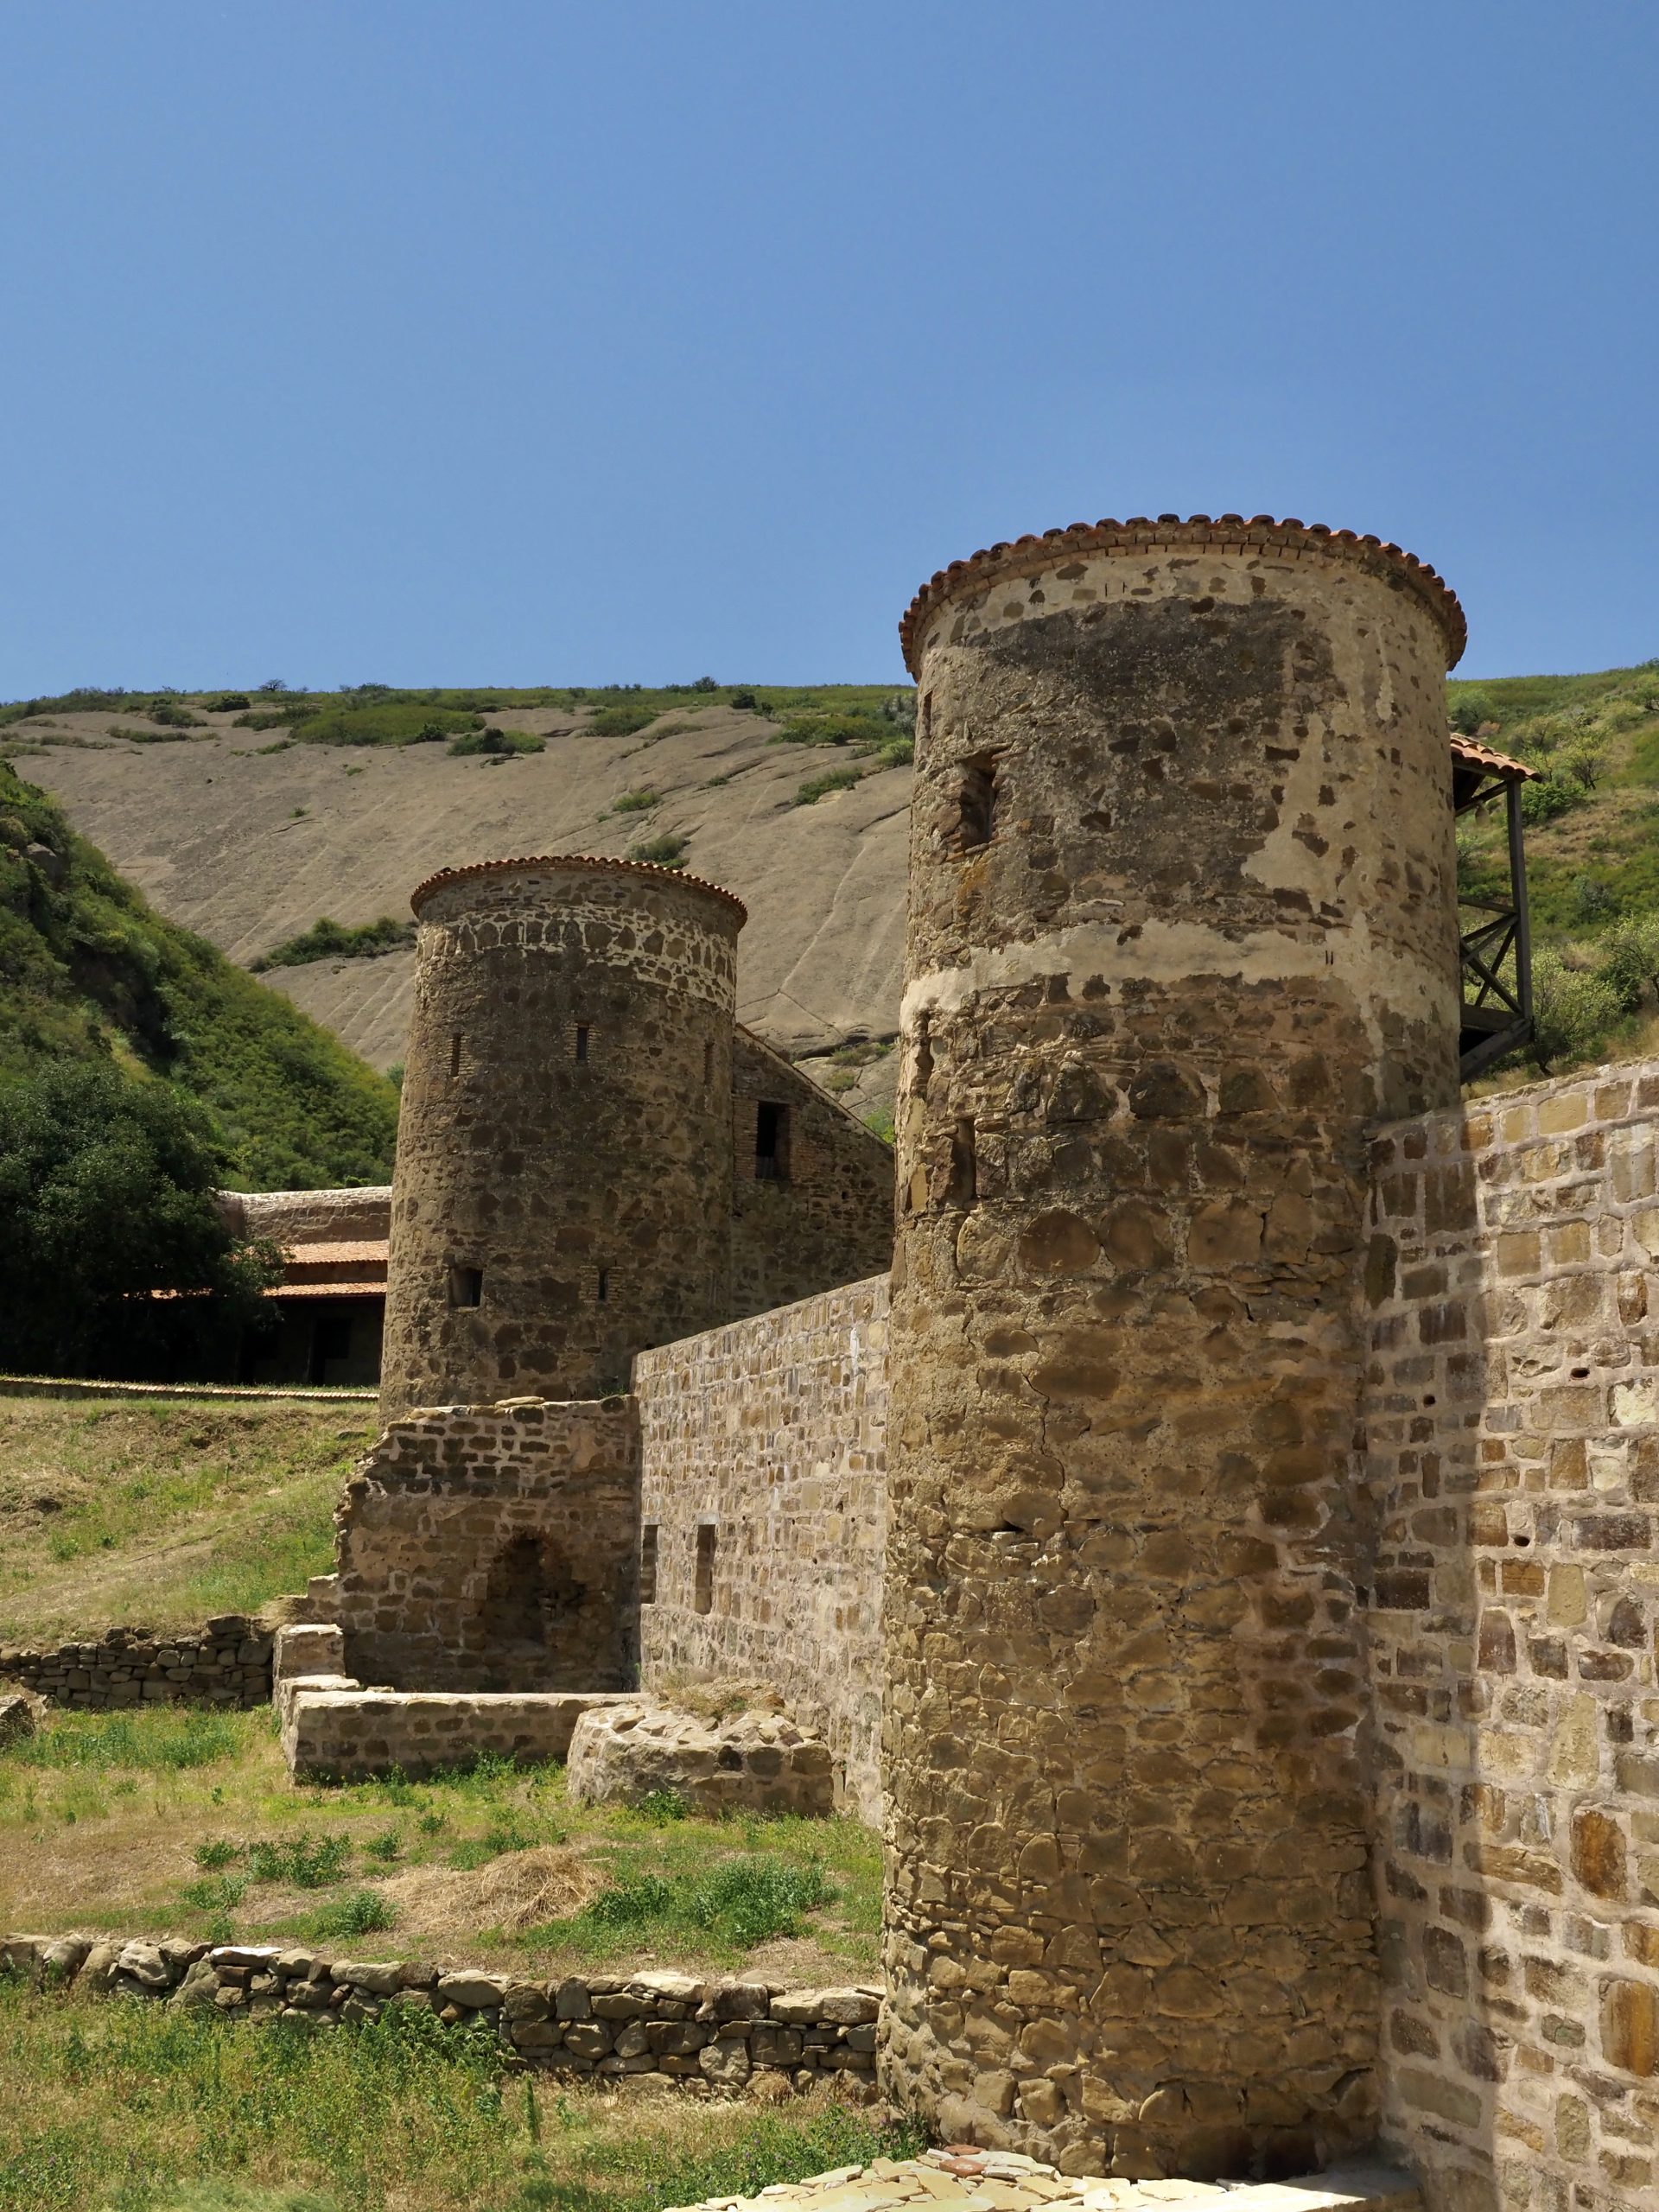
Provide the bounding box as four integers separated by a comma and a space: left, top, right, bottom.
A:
880, 517, 1465, 2177
379, 854, 746, 1418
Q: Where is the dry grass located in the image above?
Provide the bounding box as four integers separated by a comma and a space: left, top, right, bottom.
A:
379, 1844, 598, 1940
0, 1395, 372, 1643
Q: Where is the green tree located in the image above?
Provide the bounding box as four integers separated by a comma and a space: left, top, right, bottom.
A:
0, 1061, 279, 1380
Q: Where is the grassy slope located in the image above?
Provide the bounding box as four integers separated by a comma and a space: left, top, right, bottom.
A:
0, 1705, 880, 1980
0, 760, 398, 1188
0, 1395, 372, 1643
0, 1975, 912, 2212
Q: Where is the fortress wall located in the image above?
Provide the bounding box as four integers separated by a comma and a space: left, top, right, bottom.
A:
334, 1395, 639, 1694
728, 1028, 896, 1321
633, 1274, 889, 1821
1366, 1063, 1659, 2212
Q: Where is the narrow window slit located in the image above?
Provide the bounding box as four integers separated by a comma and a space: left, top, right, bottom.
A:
956, 753, 1001, 852
639, 1525, 658, 1606
575, 1024, 589, 1063
694, 1524, 716, 1615
449, 1033, 463, 1077
948, 1116, 978, 1206
448, 1264, 483, 1309
755, 1101, 791, 1181
596, 1268, 609, 1304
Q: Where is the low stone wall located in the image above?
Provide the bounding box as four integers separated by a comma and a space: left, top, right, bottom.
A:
1366, 1062, 1659, 2212
635, 1276, 887, 1821
0, 1934, 882, 2091
0, 1618, 272, 1709
279, 1681, 632, 1782
336, 1395, 639, 1693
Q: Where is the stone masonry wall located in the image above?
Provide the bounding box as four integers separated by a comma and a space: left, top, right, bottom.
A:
0, 1934, 882, 2093
635, 1275, 888, 1821
1366, 1063, 1659, 2212
729, 1027, 895, 1322
335, 1396, 639, 1693
0, 1617, 272, 1709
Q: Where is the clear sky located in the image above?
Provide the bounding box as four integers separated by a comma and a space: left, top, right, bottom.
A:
2, 2, 1655, 693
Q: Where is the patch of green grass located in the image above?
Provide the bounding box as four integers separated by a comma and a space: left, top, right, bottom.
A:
0, 1974, 918, 2212
108, 725, 210, 746
0, 1395, 370, 1643
608, 788, 658, 814
538, 1854, 836, 1960
250, 917, 415, 972
792, 766, 868, 807
12, 1709, 246, 1773
247, 1834, 353, 1889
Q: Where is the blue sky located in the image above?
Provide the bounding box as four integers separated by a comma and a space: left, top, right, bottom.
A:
2, 2, 1654, 692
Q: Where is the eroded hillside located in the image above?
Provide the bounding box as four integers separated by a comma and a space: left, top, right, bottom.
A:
12, 696, 912, 1122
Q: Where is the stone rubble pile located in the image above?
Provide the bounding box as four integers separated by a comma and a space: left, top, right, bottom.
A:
0, 1936, 881, 2093
666, 2148, 1421, 2212
567, 1699, 836, 1815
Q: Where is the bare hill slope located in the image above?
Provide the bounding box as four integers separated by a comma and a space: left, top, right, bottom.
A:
14, 700, 911, 1120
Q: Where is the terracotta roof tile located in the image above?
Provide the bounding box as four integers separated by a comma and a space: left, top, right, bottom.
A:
1449, 733, 1538, 781
898, 514, 1467, 674
410, 852, 747, 923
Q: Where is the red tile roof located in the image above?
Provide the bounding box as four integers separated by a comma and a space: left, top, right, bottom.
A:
1449, 734, 1537, 781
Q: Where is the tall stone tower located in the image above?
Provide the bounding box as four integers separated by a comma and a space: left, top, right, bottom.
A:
379, 855, 746, 1418
880, 518, 1465, 2177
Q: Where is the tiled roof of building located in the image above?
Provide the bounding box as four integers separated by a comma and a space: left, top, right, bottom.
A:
1449, 732, 1538, 781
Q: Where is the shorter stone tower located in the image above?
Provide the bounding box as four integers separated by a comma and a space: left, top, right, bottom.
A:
380, 855, 746, 1418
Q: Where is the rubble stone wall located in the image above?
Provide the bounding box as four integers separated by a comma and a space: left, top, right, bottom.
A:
334, 1395, 639, 1693
1367, 1064, 1659, 2212
0, 1934, 882, 2092
729, 1028, 895, 1320
634, 1276, 888, 1821
0, 1618, 272, 1709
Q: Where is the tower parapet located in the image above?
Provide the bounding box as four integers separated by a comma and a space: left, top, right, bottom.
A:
880, 516, 1465, 2173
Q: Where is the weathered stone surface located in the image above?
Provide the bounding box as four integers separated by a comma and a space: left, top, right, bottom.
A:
1368, 1064, 1659, 2212
567, 1700, 835, 1817
280, 1681, 633, 1784
635, 1276, 888, 1822
0, 1621, 271, 1713
0, 1688, 44, 1745
881, 520, 1465, 2174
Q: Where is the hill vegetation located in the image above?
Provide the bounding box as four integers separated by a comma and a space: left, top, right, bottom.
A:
1448, 658, 1659, 1073
0, 760, 397, 1187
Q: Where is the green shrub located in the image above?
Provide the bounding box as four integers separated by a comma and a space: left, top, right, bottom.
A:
251, 917, 416, 971
291, 703, 476, 748
627, 835, 689, 868
211, 695, 251, 713
108, 724, 207, 746
1600, 914, 1659, 1011
1532, 948, 1624, 1066
447, 726, 543, 758
248, 1834, 353, 1889
148, 702, 205, 730
1520, 773, 1582, 826
610, 788, 658, 813
588, 702, 659, 737
309, 1888, 396, 1939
